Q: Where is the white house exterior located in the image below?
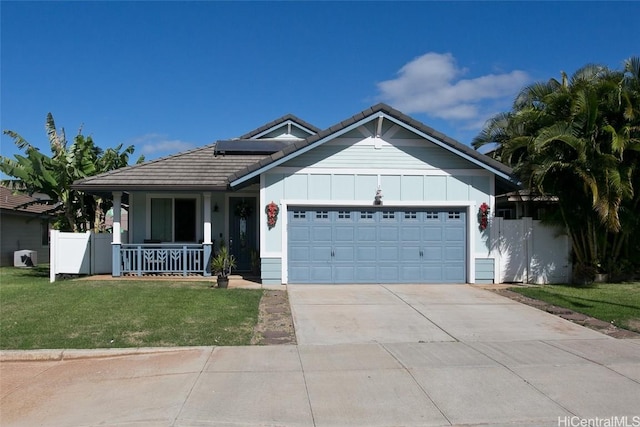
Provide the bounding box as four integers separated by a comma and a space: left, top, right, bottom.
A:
74, 104, 569, 284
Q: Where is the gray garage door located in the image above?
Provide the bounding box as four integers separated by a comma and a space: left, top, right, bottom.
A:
287, 208, 466, 284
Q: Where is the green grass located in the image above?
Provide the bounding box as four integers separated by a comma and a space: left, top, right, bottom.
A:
510, 282, 640, 333
0, 266, 263, 349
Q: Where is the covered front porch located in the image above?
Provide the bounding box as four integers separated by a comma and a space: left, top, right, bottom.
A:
110, 191, 259, 278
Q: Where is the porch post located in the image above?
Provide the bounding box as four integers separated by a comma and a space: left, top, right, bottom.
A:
112, 191, 122, 277
203, 192, 212, 277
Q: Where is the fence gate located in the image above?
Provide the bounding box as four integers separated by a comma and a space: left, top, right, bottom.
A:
49, 231, 115, 282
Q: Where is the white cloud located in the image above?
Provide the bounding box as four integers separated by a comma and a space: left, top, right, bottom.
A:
377, 52, 530, 131
128, 133, 196, 156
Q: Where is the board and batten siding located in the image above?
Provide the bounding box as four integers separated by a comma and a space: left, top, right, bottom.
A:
260, 135, 495, 284
283, 139, 477, 170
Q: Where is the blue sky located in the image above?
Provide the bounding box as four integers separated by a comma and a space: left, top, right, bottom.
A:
1, 1, 638, 166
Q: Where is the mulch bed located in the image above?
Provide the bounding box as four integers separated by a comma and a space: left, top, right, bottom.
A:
251, 290, 296, 345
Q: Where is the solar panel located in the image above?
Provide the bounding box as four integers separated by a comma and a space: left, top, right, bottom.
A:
214, 139, 292, 156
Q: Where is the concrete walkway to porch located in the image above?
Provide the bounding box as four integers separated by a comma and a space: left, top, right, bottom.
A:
2, 284, 639, 426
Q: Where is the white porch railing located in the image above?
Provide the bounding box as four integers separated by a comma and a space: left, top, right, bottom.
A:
120, 244, 207, 276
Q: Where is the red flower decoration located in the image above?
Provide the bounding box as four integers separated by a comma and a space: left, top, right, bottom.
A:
266, 201, 279, 229
478, 202, 490, 231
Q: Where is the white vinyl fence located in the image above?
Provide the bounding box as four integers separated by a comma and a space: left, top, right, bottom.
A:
49, 231, 121, 282
492, 217, 571, 284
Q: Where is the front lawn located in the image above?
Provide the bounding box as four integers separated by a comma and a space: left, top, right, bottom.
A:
509, 282, 640, 333
0, 266, 263, 349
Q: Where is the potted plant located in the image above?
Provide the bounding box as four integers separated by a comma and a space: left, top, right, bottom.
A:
211, 245, 236, 288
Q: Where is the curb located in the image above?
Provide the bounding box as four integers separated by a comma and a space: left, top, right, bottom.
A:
0, 346, 214, 362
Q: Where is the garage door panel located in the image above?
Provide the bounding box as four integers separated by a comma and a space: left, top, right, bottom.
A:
444, 265, 465, 281
289, 247, 310, 262
289, 266, 310, 282
401, 265, 422, 281
334, 226, 355, 241
422, 266, 444, 281
311, 246, 331, 261
445, 227, 465, 241
334, 246, 354, 261
288, 207, 466, 284
356, 246, 377, 262
400, 246, 421, 261
356, 266, 376, 282
289, 226, 310, 242
357, 227, 377, 242
423, 247, 443, 261
423, 227, 443, 241
378, 265, 399, 281
379, 246, 399, 261
312, 226, 332, 241
333, 265, 355, 282
400, 226, 421, 241
310, 266, 332, 282
378, 227, 399, 241
444, 246, 464, 261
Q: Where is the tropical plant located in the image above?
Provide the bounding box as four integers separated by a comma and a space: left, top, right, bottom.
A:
473, 57, 640, 276
1, 113, 143, 231
211, 245, 237, 279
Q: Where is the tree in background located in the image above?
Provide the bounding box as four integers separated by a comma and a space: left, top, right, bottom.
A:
474, 57, 640, 279
1, 113, 144, 232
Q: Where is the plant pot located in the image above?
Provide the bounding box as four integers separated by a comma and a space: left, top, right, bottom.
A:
217, 277, 229, 288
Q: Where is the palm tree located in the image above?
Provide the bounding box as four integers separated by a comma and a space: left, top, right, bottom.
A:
474, 57, 640, 276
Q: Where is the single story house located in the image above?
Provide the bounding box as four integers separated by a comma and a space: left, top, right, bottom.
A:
73, 103, 519, 284
0, 186, 52, 266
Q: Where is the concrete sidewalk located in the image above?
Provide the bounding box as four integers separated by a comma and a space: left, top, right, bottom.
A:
2, 285, 639, 426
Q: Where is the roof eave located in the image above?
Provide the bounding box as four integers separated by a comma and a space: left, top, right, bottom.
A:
72, 184, 230, 193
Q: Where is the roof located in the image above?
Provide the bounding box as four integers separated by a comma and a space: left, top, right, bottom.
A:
73, 144, 269, 192
239, 114, 321, 139
229, 103, 515, 186
0, 186, 53, 215
73, 104, 515, 193
214, 139, 294, 155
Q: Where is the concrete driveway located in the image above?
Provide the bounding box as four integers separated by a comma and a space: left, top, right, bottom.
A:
287, 284, 609, 344
2, 284, 639, 427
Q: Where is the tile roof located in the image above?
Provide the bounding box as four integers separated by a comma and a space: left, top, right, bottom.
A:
73, 143, 269, 192
0, 186, 53, 215
73, 104, 515, 193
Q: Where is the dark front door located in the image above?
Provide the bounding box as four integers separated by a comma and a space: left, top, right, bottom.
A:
229, 197, 257, 272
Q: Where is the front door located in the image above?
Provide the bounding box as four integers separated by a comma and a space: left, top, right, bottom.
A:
229, 197, 257, 272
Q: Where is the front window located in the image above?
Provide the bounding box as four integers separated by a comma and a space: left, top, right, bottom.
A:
150, 197, 197, 242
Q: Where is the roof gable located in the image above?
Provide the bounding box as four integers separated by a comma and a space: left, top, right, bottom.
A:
239, 114, 320, 140
229, 103, 514, 187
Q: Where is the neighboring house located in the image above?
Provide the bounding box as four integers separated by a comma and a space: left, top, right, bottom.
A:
0, 186, 52, 266
74, 103, 521, 284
